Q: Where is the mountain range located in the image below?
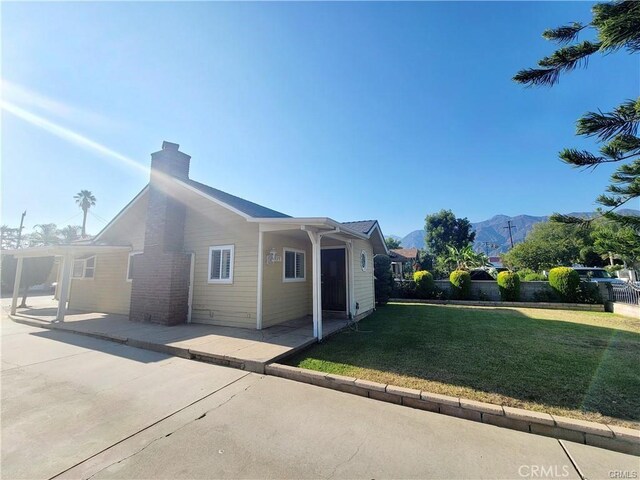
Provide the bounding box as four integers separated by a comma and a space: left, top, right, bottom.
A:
391, 209, 640, 255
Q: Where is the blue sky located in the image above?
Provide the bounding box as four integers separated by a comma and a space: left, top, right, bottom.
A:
2, 2, 637, 238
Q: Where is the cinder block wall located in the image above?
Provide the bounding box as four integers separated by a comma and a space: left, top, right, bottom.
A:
433, 280, 610, 303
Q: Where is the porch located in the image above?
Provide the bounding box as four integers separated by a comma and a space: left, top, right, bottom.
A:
4, 297, 349, 372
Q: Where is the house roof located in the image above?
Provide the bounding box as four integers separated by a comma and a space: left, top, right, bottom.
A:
182, 179, 290, 219
340, 220, 378, 235
390, 248, 418, 261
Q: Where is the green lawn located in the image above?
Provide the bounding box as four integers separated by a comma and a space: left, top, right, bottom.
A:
286, 303, 640, 428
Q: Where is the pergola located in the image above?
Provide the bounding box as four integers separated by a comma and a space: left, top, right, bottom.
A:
3, 244, 131, 322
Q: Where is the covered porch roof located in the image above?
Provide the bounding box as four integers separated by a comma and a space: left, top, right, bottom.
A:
249, 217, 388, 256
2, 244, 132, 258
3, 244, 132, 324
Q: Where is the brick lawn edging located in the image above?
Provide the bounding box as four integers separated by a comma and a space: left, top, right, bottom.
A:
390, 298, 605, 312
265, 363, 640, 456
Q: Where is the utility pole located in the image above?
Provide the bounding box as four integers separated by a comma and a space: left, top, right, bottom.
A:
16, 210, 26, 249
504, 220, 516, 249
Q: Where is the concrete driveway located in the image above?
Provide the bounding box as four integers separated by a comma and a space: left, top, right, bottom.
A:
2, 314, 638, 479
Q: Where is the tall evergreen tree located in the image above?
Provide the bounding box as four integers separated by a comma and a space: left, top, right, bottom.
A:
514, 0, 640, 227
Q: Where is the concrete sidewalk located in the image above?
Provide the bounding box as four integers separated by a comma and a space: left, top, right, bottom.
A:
4, 296, 347, 372
2, 315, 638, 479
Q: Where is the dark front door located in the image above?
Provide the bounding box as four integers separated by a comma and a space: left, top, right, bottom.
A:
321, 248, 346, 311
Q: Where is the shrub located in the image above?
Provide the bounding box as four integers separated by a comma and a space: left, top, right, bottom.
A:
516, 268, 535, 281
392, 280, 417, 299
497, 271, 521, 301
449, 270, 471, 300
577, 282, 603, 304
374, 255, 393, 305
524, 273, 547, 282
413, 270, 435, 299
548, 267, 580, 302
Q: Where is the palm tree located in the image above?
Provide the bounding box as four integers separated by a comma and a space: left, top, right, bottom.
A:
74, 190, 96, 237
30, 224, 60, 246
59, 225, 82, 244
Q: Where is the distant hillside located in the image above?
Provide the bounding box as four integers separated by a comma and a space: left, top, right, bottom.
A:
399, 209, 640, 254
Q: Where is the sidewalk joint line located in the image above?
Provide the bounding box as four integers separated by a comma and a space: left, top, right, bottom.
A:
558, 439, 585, 480
48, 371, 252, 480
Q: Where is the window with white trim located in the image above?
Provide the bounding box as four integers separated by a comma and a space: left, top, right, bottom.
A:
73, 256, 96, 279
208, 245, 234, 284
126, 252, 142, 282
283, 248, 305, 282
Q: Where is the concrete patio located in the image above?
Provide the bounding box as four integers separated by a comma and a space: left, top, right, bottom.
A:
4, 296, 348, 373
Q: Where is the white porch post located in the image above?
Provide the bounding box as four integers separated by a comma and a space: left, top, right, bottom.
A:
53, 256, 63, 300
56, 254, 73, 322
306, 230, 323, 340
256, 229, 264, 330
10, 257, 24, 315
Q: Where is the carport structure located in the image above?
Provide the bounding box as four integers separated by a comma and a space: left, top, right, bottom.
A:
5, 244, 131, 322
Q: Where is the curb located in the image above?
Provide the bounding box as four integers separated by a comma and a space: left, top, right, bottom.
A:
265, 363, 640, 456
389, 299, 605, 312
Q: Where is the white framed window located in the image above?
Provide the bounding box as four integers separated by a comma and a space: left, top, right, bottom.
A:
360, 250, 368, 272
283, 248, 305, 282
126, 252, 142, 282
208, 245, 234, 284
72, 256, 96, 279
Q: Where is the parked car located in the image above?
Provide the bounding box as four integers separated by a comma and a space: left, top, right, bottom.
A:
572, 267, 625, 284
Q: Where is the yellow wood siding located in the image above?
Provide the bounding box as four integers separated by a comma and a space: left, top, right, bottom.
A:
68, 252, 131, 315
351, 238, 375, 314
183, 196, 259, 328
67, 193, 147, 314
261, 232, 312, 328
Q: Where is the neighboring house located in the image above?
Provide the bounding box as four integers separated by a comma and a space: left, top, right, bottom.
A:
7, 142, 387, 340
389, 248, 419, 279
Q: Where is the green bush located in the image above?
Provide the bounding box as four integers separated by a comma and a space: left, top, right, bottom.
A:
497, 271, 521, 301
516, 268, 535, 281
392, 280, 417, 299
449, 270, 471, 300
374, 255, 393, 305
524, 273, 547, 282
548, 267, 580, 302
413, 270, 435, 299
577, 282, 603, 304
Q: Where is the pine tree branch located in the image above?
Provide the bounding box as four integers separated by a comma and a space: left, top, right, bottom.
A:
514, 41, 602, 86
542, 22, 587, 44
576, 99, 640, 140
592, 0, 640, 53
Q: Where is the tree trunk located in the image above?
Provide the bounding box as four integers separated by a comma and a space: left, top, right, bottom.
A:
81, 208, 87, 237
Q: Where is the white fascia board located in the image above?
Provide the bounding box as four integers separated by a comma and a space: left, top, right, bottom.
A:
173, 179, 252, 220
3, 245, 132, 258
93, 185, 150, 242
250, 217, 368, 240
368, 222, 390, 255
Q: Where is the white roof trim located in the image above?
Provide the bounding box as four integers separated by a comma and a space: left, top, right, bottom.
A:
93, 185, 150, 242
250, 217, 369, 240
173, 178, 252, 220
3, 245, 132, 258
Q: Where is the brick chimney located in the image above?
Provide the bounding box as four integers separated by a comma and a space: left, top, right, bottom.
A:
129, 142, 192, 326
